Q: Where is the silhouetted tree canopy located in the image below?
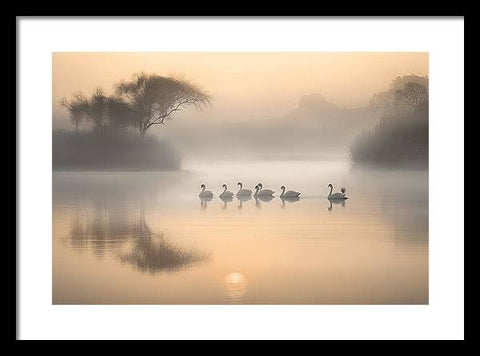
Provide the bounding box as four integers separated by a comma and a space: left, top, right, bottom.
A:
59, 93, 87, 131
56, 73, 212, 170
106, 96, 135, 129
370, 75, 429, 116
352, 74, 429, 168
395, 82, 428, 111
350, 102, 428, 169
390, 74, 428, 91
115, 73, 211, 136
60, 88, 133, 132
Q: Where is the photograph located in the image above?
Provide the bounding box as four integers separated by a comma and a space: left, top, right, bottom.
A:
52, 52, 429, 305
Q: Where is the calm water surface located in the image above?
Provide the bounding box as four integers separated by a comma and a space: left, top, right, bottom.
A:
53, 160, 428, 304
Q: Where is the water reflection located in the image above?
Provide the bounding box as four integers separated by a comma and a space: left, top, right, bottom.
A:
59, 173, 211, 272
121, 234, 209, 273
254, 194, 275, 208
200, 196, 213, 209
237, 195, 252, 210
224, 272, 248, 303
220, 196, 234, 210
68, 200, 147, 257
67, 198, 210, 272
350, 168, 428, 249
280, 196, 300, 208
54, 163, 428, 304
254, 195, 261, 208
327, 199, 346, 212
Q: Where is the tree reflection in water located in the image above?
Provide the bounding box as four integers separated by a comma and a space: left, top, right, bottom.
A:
62, 174, 210, 272
121, 233, 209, 273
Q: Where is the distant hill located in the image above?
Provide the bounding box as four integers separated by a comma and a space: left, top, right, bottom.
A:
297, 93, 341, 115
162, 94, 381, 159
281, 93, 378, 131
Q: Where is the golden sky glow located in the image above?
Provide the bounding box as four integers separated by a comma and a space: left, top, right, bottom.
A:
53, 52, 428, 125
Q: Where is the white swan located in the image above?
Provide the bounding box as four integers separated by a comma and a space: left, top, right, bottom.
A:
258, 194, 274, 202
327, 183, 348, 200
254, 185, 274, 198
280, 185, 301, 198
219, 184, 234, 199
199, 184, 214, 198
237, 182, 252, 196
257, 183, 274, 196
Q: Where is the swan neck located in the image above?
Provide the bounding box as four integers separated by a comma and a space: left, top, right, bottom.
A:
328, 185, 333, 196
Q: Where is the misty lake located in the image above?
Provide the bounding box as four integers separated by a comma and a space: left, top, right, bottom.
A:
53, 160, 428, 304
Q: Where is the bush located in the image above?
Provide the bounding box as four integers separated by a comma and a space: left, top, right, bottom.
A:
53, 130, 181, 171
350, 102, 428, 169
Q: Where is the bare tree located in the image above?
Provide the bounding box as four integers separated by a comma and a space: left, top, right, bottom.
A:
395, 82, 429, 111
115, 73, 211, 137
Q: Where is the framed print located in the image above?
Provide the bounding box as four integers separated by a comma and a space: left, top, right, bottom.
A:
17, 16, 464, 340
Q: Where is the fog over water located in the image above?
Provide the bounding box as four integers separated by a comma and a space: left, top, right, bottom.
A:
53, 160, 428, 304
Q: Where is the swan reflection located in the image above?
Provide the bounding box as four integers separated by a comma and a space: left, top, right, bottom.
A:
328, 199, 346, 211
220, 195, 234, 210
200, 196, 213, 209
280, 196, 300, 208
254, 195, 261, 208
254, 194, 274, 209
237, 194, 252, 210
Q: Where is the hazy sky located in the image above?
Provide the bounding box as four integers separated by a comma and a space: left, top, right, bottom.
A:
53, 52, 428, 128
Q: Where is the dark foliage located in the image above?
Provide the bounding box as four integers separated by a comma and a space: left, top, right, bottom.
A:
350, 101, 428, 169
53, 130, 181, 171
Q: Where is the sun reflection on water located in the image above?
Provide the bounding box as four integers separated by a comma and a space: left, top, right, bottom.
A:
224, 272, 248, 303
